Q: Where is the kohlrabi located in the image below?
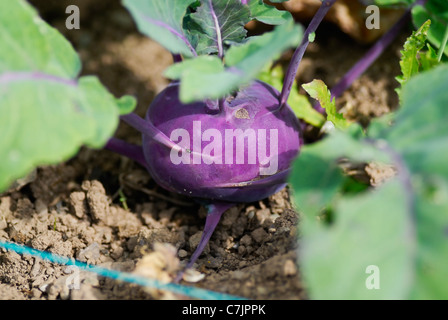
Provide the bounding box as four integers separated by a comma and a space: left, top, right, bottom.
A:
104, 0, 338, 280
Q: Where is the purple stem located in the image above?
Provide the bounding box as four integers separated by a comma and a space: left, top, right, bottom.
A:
174, 201, 236, 283
241, 0, 248, 5
279, 0, 338, 109
145, 17, 197, 57
104, 137, 147, 168
0, 71, 77, 87
120, 112, 215, 163
120, 113, 180, 151
172, 54, 182, 63
329, 0, 428, 101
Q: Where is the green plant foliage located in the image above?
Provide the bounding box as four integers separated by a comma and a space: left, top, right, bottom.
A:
412, 0, 448, 58
257, 64, 325, 127
122, 0, 198, 57
186, 0, 251, 56
124, 0, 301, 103
0, 0, 135, 192
249, 0, 292, 25
396, 20, 432, 88
165, 19, 302, 102
302, 80, 351, 130
290, 64, 448, 299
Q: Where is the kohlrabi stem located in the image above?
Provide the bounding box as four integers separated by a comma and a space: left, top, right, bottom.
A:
437, 24, 448, 62
329, 0, 428, 101
174, 201, 236, 283
218, 97, 225, 113
105, 137, 147, 168
172, 54, 182, 63
241, 0, 248, 5
279, 0, 338, 109
120, 113, 181, 151
120, 112, 214, 162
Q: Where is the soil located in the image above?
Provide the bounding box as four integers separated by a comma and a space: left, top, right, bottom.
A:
0, 0, 407, 300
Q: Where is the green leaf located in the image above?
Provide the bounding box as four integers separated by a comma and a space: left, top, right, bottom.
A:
419, 43, 439, 71
299, 180, 414, 299
164, 55, 224, 79
412, 0, 448, 58
302, 80, 351, 130
258, 64, 325, 127
248, 0, 292, 25
0, 0, 125, 192
187, 0, 251, 56
122, 0, 197, 57
374, 0, 415, 6
290, 64, 448, 299
396, 19, 432, 96
164, 55, 239, 102
169, 19, 302, 103
411, 177, 448, 299
225, 18, 302, 72
0, 0, 80, 77
383, 64, 448, 180
115, 95, 137, 115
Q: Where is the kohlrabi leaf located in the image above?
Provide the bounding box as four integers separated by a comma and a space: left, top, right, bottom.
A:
164, 55, 242, 101
166, 19, 302, 103
187, 0, 251, 56
0, 1, 80, 77
374, 0, 415, 6
225, 18, 302, 72
290, 64, 448, 299
248, 0, 292, 25
302, 80, 351, 130
381, 64, 448, 180
395, 19, 431, 97
419, 43, 440, 69
412, 0, 448, 58
299, 180, 414, 300
122, 0, 198, 57
258, 64, 325, 127
115, 95, 138, 115
0, 0, 129, 192
164, 55, 224, 79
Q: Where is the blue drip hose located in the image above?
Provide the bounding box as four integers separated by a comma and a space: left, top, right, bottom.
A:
0, 241, 246, 300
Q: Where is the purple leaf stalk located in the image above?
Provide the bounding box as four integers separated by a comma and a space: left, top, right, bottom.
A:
279, 0, 338, 109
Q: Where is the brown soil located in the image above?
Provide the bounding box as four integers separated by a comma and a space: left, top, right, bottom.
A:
0, 0, 407, 300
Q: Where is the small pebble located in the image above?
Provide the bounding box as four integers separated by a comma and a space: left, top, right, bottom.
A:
39, 284, 48, 293
182, 269, 205, 283
178, 249, 188, 258
283, 259, 297, 277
